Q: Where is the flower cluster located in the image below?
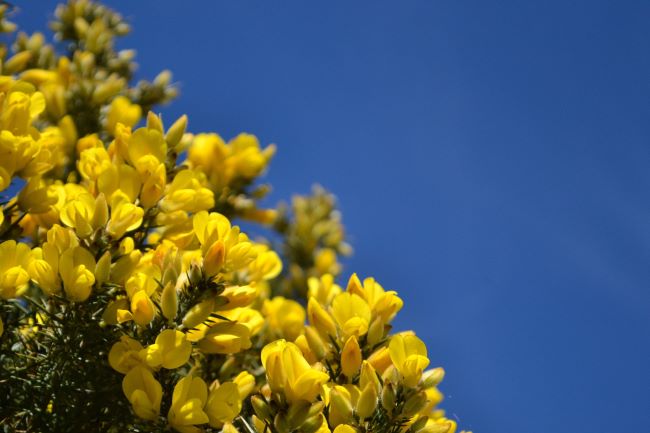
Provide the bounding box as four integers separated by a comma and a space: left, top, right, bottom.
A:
0, 2, 471, 433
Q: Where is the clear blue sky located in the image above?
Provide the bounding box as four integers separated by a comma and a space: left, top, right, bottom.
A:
21, 1, 650, 432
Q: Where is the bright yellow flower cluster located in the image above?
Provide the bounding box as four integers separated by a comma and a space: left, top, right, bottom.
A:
0, 2, 471, 432
251, 274, 465, 433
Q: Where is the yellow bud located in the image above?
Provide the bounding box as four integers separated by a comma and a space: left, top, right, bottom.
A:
402, 391, 428, 417
287, 401, 312, 430
139, 163, 165, 208
301, 414, 326, 433
340, 336, 362, 378
4, 51, 32, 74
421, 367, 445, 388
160, 282, 178, 321
356, 383, 378, 419
251, 395, 272, 422
329, 386, 354, 428
367, 317, 385, 347
359, 361, 380, 393
131, 290, 155, 326
409, 416, 429, 433
307, 297, 337, 338
198, 322, 252, 354
203, 240, 225, 277
304, 326, 327, 360
0, 315, 3, 337
182, 298, 215, 330
166, 114, 187, 150
146, 111, 164, 133
381, 382, 396, 414
233, 371, 255, 398
95, 251, 111, 287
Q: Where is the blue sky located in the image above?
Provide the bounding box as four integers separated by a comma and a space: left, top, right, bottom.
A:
20, 1, 650, 432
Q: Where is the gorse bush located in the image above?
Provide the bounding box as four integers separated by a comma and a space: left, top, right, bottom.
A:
0, 1, 471, 432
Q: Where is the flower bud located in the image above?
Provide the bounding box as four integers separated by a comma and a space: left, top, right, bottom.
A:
367, 316, 385, 347
146, 111, 164, 133
402, 391, 428, 417
251, 395, 272, 422
131, 291, 155, 326
381, 383, 396, 415
166, 114, 188, 150
421, 367, 445, 388
304, 326, 327, 360
356, 383, 378, 419
95, 251, 111, 288
408, 416, 429, 433
341, 335, 362, 378
307, 297, 337, 338
157, 283, 176, 321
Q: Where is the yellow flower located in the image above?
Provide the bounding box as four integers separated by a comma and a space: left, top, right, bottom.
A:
107, 199, 144, 239
59, 193, 101, 238
232, 371, 256, 399
346, 274, 403, 323
106, 96, 142, 134
261, 339, 329, 404
122, 365, 162, 421
388, 334, 430, 388
140, 162, 166, 208
263, 296, 305, 341
0, 89, 45, 136
205, 382, 242, 428
17, 177, 58, 214
159, 169, 214, 213
331, 292, 371, 338
58, 246, 96, 302
307, 274, 342, 305
97, 163, 142, 203
247, 246, 282, 282
77, 146, 111, 181
0, 240, 31, 299
127, 126, 167, 177
143, 329, 192, 370
168, 375, 209, 431
109, 335, 145, 374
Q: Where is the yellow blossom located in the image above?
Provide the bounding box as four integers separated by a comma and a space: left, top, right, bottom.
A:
109, 335, 145, 374
261, 339, 329, 404
0, 240, 31, 299
143, 329, 192, 370
205, 382, 242, 428
168, 375, 209, 431
122, 366, 162, 421
388, 334, 430, 388
106, 96, 142, 134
